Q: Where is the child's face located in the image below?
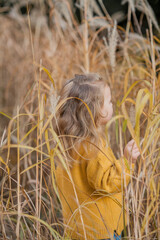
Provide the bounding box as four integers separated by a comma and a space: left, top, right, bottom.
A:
99, 85, 113, 125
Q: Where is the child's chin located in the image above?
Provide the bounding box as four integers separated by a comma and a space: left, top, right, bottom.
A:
102, 120, 109, 125
99, 117, 112, 125
106, 116, 112, 122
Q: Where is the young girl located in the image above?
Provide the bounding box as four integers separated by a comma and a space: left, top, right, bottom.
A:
54, 73, 140, 240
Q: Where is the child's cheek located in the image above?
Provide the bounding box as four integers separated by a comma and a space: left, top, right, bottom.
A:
112, 106, 113, 115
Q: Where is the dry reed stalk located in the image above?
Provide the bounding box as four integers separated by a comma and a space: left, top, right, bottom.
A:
26, 4, 41, 239
36, 119, 40, 240
149, 20, 156, 105
123, 3, 133, 91
146, 19, 155, 240
16, 107, 21, 239
83, 0, 89, 73
38, 60, 43, 239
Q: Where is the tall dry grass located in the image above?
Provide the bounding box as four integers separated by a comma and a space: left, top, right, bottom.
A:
0, 0, 160, 239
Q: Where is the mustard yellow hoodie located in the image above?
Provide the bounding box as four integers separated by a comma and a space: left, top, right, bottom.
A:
55, 141, 134, 240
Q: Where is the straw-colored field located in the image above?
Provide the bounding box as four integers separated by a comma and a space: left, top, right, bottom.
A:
0, 1, 160, 239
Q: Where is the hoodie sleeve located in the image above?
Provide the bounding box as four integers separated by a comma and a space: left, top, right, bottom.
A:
86, 147, 134, 193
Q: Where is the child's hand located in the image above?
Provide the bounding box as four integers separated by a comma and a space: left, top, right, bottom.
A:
124, 139, 140, 163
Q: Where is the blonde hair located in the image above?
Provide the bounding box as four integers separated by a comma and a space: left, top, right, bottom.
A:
55, 73, 108, 162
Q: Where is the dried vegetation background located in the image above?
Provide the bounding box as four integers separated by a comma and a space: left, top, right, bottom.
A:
0, 0, 160, 239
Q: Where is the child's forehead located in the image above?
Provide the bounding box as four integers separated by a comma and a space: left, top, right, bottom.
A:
102, 85, 111, 100
103, 84, 111, 93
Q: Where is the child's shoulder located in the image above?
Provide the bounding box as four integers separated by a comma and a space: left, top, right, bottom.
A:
95, 139, 116, 163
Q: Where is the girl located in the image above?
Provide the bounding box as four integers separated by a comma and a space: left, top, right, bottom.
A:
54, 73, 140, 240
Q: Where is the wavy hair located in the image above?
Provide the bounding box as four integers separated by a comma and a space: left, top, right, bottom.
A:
55, 73, 108, 162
